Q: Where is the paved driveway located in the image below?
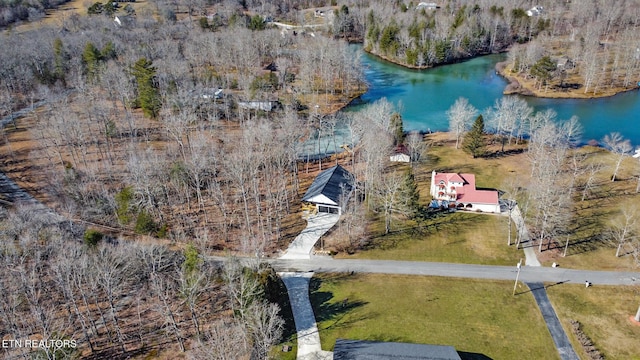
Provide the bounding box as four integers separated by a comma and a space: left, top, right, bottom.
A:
527, 282, 580, 360
280, 213, 339, 259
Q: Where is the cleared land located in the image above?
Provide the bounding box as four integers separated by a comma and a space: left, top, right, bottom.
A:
326, 133, 640, 272
339, 212, 521, 265
547, 284, 640, 360
309, 273, 560, 360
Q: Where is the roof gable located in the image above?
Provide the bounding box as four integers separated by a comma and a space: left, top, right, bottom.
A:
302, 165, 353, 205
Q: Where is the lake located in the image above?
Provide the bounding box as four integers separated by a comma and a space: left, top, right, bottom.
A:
355, 49, 640, 147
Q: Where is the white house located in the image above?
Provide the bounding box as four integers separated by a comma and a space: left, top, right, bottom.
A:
237, 100, 280, 112
114, 15, 134, 27
526, 5, 543, 17
302, 165, 354, 215
429, 170, 500, 213
416, 2, 439, 10
390, 145, 411, 163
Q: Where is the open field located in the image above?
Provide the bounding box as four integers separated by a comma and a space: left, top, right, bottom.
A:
309, 273, 560, 360
547, 284, 640, 360
338, 212, 521, 265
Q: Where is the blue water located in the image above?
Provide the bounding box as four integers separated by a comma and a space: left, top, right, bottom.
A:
354, 50, 640, 146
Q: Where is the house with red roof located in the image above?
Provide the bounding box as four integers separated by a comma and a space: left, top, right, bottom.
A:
429, 170, 500, 213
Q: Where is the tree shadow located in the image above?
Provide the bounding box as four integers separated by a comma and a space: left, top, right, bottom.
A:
458, 351, 494, 360
484, 148, 526, 159
516, 280, 569, 295
264, 267, 297, 339
309, 274, 369, 331
563, 234, 605, 255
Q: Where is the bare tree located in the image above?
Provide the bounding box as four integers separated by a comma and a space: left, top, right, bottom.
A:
447, 97, 477, 149
405, 131, 428, 164
189, 319, 249, 360
245, 301, 284, 360
527, 120, 574, 252
486, 96, 532, 149
223, 257, 262, 320
602, 132, 632, 181
607, 203, 638, 257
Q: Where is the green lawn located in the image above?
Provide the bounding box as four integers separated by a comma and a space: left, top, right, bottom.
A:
547, 284, 640, 360
338, 212, 521, 266
309, 273, 560, 360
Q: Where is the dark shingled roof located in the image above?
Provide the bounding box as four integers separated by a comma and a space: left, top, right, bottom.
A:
302, 165, 353, 205
333, 339, 462, 360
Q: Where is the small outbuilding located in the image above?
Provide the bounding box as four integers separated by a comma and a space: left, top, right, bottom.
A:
302, 165, 354, 215
333, 339, 462, 360
390, 144, 411, 163
415, 2, 439, 10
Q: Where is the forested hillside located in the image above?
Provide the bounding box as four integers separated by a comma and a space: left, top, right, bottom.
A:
358, 0, 640, 96
0, 0, 71, 28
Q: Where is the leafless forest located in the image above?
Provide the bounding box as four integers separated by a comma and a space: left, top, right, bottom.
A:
362, 0, 640, 94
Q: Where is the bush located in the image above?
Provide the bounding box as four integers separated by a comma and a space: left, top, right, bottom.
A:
115, 186, 133, 224
156, 223, 168, 238
83, 229, 104, 246
135, 210, 158, 235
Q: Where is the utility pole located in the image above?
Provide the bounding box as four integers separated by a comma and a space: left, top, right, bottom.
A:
507, 200, 514, 246
513, 259, 523, 296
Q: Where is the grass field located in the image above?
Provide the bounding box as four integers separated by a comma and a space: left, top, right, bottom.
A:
308, 273, 560, 360
546, 284, 640, 360
338, 212, 521, 265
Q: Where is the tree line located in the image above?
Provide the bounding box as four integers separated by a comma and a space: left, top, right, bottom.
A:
0, 0, 71, 28
359, 0, 545, 67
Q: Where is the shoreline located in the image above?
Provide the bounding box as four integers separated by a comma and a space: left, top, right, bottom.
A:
495, 61, 639, 100
362, 46, 638, 100
363, 46, 504, 71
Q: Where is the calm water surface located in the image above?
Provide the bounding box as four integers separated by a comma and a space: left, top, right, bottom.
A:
354, 49, 640, 146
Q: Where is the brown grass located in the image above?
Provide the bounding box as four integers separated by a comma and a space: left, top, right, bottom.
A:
547, 283, 640, 360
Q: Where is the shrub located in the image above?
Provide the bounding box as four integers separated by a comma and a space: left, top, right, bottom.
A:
115, 186, 133, 224
135, 210, 158, 235
83, 229, 104, 246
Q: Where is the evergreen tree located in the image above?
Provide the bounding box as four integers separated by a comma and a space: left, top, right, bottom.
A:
53, 37, 68, 83
101, 41, 117, 60
400, 169, 420, 218
183, 244, 202, 276
131, 58, 162, 118
82, 42, 102, 81
530, 56, 556, 88
462, 115, 486, 158
248, 15, 265, 30
390, 112, 404, 145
